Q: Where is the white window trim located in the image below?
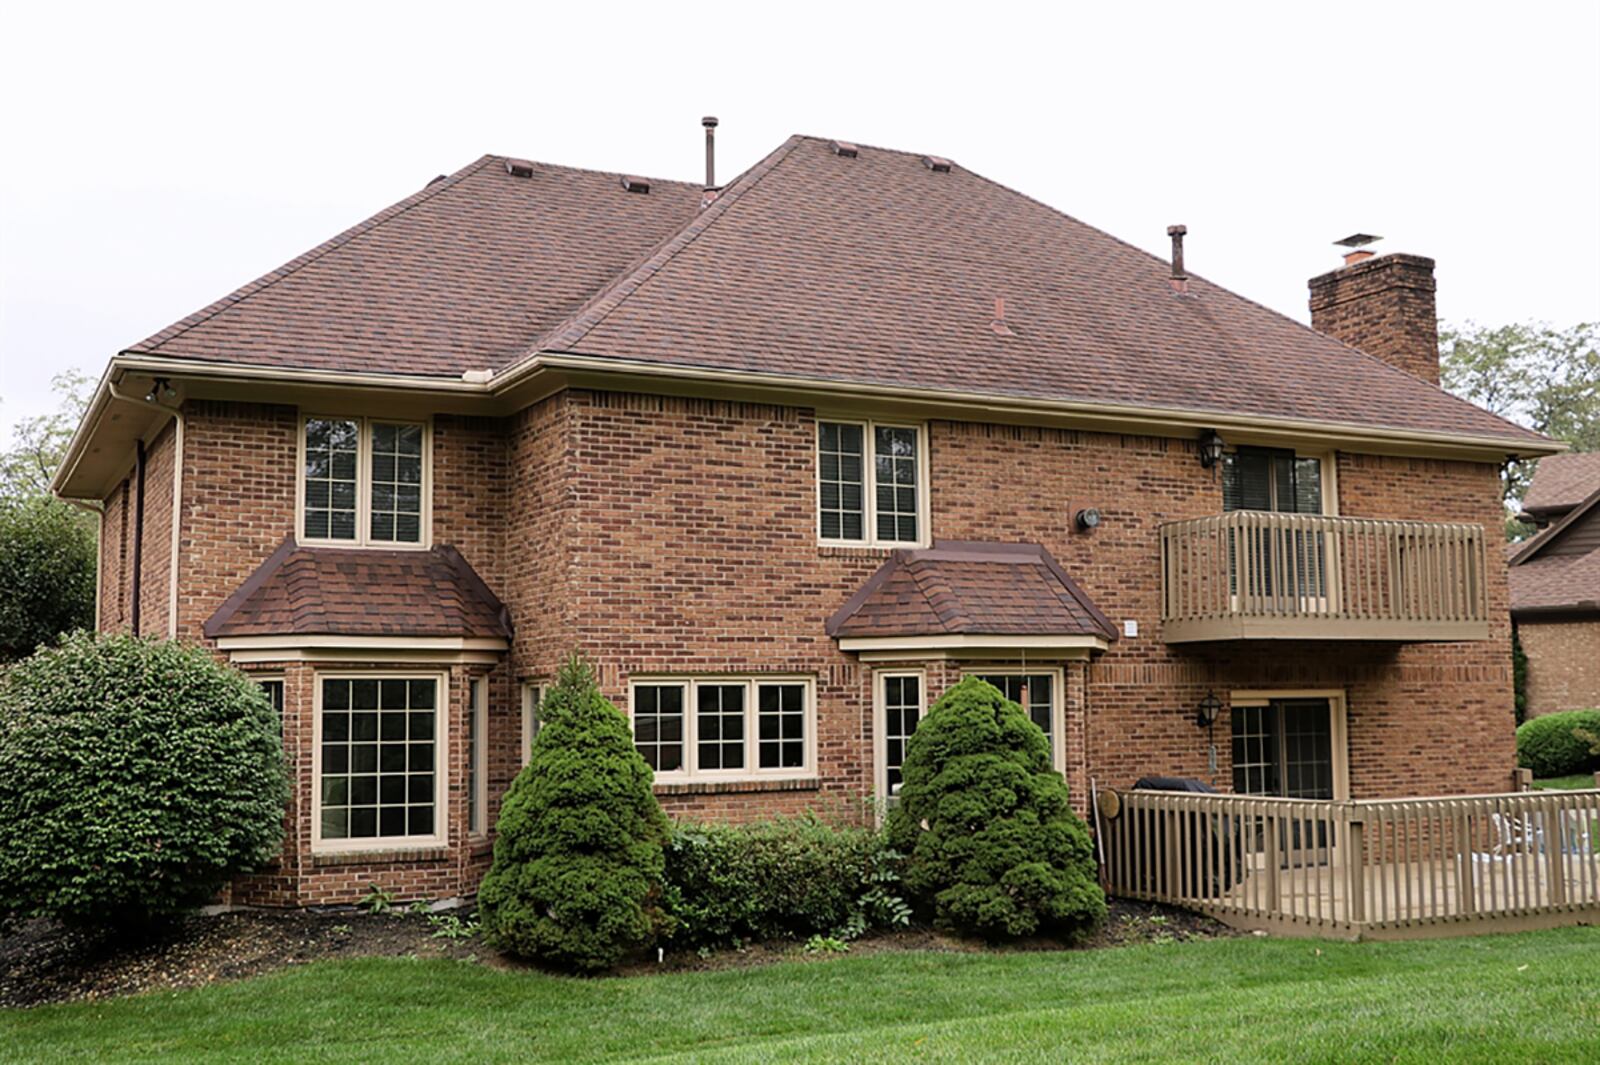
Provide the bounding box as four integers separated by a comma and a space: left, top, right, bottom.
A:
253, 674, 286, 738
520, 681, 544, 767
296, 413, 434, 549
468, 678, 488, 838
966, 667, 1067, 773
873, 668, 926, 805
310, 669, 450, 855
627, 675, 818, 783
815, 417, 931, 549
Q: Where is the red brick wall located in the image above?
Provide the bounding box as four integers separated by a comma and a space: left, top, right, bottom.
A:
1519, 619, 1600, 717
1308, 254, 1440, 384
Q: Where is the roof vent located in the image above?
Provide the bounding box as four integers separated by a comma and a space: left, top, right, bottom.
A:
621, 175, 651, 194
922, 155, 952, 173
505, 159, 535, 178
426, 174, 447, 187
830, 140, 859, 158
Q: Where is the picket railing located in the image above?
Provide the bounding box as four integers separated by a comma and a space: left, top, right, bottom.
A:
1160, 512, 1489, 642
1098, 788, 1600, 938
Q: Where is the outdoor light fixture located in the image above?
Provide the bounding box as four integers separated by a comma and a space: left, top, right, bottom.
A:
1074, 507, 1102, 532
1198, 429, 1225, 469
1195, 691, 1223, 729
145, 377, 174, 403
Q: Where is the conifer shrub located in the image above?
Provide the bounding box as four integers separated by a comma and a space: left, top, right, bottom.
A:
478, 655, 670, 972
886, 676, 1106, 940
0, 633, 288, 929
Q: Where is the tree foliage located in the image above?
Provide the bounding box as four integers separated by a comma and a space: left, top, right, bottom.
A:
1440, 322, 1599, 538
1, 369, 94, 502
478, 655, 670, 972
0, 633, 288, 929
886, 677, 1105, 940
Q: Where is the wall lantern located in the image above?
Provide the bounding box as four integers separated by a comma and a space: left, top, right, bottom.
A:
1195, 690, 1223, 729
1198, 429, 1226, 469
1074, 507, 1102, 532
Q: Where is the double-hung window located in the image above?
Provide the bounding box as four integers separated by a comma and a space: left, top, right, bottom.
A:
314, 674, 445, 851
817, 420, 927, 546
520, 683, 544, 767
877, 671, 925, 799
300, 416, 429, 547
629, 676, 815, 781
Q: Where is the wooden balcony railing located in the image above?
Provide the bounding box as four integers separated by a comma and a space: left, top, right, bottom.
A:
1160, 512, 1490, 642
1097, 788, 1600, 939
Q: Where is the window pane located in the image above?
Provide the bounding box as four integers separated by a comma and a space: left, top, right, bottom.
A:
304, 419, 359, 540
882, 675, 922, 796
874, 426, 919, 543
633, 685, 685, 773
975, 674, 1054, 743
696, 684, 746, 770
818, 421, 866, 542
757, 683, 807, 769
468, 680, 484, 835
370, 421, 425, 543
321, 676, 436, 842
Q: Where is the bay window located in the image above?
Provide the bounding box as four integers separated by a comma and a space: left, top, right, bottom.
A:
314, 674, 445, 850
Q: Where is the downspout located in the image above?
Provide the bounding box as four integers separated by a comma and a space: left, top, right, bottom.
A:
62, 499, 106, 632
131, 438, 145, 636
165, 406, 184, 637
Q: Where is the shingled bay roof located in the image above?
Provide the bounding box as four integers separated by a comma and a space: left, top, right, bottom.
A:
827, 541, 1117, 642
1520, 453, 1600, 518
125, 136, 1543, 447
204, 539, 512, 640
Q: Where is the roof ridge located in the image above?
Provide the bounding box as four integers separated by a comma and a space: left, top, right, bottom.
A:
485, 154, 700, 191
955, 165, 1543, 445
906, 556, 970, 633
512, 135, 807, 364
130, 155, 500, 355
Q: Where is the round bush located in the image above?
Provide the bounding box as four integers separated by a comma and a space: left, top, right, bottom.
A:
0, 632, 288, 929
886, 676, 1106, 940
1516, 709, 1600, 778
478, 655, 670, 972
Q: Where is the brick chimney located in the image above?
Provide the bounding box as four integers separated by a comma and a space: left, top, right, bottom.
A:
1308, 252, 1439, 384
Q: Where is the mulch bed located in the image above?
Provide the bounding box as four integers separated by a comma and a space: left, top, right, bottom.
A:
2, 898, 1234, 1009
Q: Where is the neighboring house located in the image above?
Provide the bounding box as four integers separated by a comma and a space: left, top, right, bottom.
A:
54, 131, 1560, 907
1510, 453, 1600, 717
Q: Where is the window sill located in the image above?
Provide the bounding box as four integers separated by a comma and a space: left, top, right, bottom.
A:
311, 846, 451, 867
817, 544, 897, 559
654, 777, 821, 796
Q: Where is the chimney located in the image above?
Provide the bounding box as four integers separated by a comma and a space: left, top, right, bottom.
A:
1167, 224, 1188, 294
1308, 236, 1439, 384
702, 116, 719, 191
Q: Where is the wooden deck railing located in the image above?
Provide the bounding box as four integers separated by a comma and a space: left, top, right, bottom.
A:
1160, 512, 1489, 642
1097, 789, 1600, 939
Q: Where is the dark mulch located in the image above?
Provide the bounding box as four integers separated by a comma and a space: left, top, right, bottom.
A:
2, 898, 1234, 1008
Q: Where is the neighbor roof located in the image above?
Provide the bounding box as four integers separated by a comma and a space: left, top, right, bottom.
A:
125, 137, 1544, 447
826, 541, 1117, 641
204, 539, 512, 639
1520, 452, 1600, 518
1509, 550, 1600, 617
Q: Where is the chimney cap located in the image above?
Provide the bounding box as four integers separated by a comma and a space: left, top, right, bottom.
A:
702, 115, 719, 129
1334, 232, 1382, 248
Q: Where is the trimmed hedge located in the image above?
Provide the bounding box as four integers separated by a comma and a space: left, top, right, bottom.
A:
1516, 709, 1600, 779
478, 655, 670, 972
887, 676, 1106, 941
663, 817, 909, 950
0, 633, 288, 929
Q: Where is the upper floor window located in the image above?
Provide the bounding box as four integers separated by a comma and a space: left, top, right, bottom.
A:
1222, 447, 1325, 515
817, 419, 927, 546
300, 416, 429, 546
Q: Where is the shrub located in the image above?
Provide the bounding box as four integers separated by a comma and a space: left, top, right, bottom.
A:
886, 676, 1106, 940
0, 496, 95, 662
0, 633, 288, 929
478, 655, 670, 972
1516, 709, 1600, 778
662, 816, 909, 950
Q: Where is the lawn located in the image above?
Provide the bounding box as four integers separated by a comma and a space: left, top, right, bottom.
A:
1535, 773, 1598, 790
3, 929, 1598, 1064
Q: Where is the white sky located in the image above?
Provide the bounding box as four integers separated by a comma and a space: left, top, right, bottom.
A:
2, 1, 1597, 436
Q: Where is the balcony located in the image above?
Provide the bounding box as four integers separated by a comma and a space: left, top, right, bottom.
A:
1160, 512, 1490, 643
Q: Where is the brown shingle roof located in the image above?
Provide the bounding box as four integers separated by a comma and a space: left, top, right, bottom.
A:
127, 136, 1544, 448
1509, 551, 1600, 617
204, 539, 512, 639
133, 157, 703, 376
1521, 452, 1600, 518
826, 541, 1116, 641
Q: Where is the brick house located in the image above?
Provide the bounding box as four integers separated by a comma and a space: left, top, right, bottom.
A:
1510, 453, 1600, 717
54, 132, 1560, 906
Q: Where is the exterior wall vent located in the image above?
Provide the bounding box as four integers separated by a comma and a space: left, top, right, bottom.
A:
621, 175, 651, 194
922, 155, 952, 173
830, 140, 860, 158
505, 159, 535, 178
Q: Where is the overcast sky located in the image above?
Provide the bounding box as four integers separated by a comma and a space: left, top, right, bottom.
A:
2, 1, 1597, 436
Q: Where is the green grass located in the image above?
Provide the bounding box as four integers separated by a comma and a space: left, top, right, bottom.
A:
1535, 773, 1598, 790
4, 930, 1598, 1063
